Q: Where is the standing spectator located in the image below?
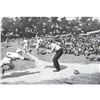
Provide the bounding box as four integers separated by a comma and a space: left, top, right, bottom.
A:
36, 37, 43, 53
23, 38, 29, 53
5, 37, 9, 48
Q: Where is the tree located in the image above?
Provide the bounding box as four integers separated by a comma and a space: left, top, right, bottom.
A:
1, 17, 100, 41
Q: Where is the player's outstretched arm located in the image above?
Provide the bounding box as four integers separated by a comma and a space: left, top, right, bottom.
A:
24, 57, 35, 61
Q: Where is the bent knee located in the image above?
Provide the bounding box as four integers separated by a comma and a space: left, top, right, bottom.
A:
52, 58, 57, 62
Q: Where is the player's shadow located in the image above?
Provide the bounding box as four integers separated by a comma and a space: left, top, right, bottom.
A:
1, 71, 40, 79
45, 65, 67, 71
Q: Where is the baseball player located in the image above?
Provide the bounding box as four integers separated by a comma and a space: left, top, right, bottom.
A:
0, 49, 33, 75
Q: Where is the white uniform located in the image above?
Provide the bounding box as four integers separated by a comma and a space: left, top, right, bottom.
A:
0, 57, 12, 67
0, 52, 24, 68
6, 52, 24, 60
0, 49, 25, 74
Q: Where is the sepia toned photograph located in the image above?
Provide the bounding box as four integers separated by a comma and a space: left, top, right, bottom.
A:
0, 17, 100, 84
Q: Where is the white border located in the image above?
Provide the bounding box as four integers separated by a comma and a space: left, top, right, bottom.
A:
0, 0, 100, 100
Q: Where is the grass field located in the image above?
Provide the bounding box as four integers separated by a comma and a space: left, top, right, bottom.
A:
0, 44, 94, 72
1, 42, 100, 84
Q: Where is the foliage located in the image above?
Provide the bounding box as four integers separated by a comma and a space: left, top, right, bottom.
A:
1, 17, 100, 41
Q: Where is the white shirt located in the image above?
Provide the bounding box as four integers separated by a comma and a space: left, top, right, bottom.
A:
0, 52, 25, 67
6, 52, 24, 60
50, 43, 61, 52
23, 40, 28, 45
24, 40, 28, 43
37, 39, 43, 44
0, 57, 12, 66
